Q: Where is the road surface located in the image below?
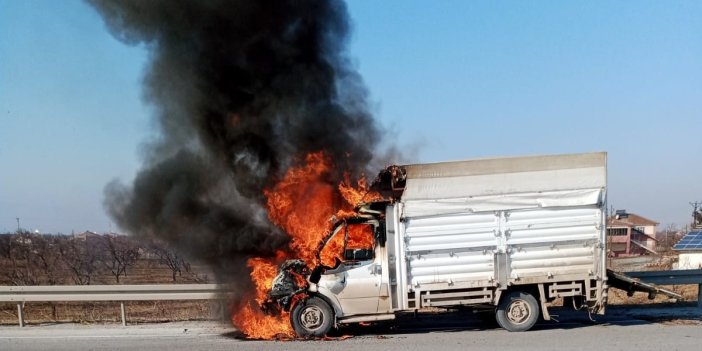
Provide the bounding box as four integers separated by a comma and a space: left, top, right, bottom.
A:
1, 306, 700, 351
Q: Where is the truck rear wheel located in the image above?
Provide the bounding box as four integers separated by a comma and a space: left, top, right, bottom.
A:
290, 297, 334, 337
496, 291, 539, 332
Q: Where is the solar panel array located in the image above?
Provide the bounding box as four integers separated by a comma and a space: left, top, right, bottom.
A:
673, 231, 702, 251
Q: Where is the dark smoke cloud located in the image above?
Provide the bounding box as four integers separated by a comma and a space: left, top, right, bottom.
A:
90, 0, 383, 286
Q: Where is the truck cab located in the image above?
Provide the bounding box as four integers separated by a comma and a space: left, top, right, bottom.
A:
313, 217, 392, 317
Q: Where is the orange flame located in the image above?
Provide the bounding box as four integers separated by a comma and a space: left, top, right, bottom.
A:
248, 253, 286, 302
347, 224, 374, 249
231, 151, 382, 339
339, 173, 383, 207
231, 299, 294, 339
231, 254, 294, 339
264, 152, 338, 265
319, 226, 345, 268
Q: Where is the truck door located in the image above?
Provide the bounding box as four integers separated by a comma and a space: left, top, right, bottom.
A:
318, 222, 382, 315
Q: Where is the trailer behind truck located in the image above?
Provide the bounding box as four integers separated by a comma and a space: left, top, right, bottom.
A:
266, 152, 610, 336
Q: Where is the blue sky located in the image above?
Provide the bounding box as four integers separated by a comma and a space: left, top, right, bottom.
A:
1, 0, 701, 233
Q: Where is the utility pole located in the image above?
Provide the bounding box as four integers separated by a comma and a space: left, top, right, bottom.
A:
691, 202, 702, 229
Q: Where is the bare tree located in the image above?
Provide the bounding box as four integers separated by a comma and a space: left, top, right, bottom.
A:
3, 232, 43, 286
57, 235, 100, 285
30, 234, 68, 320
31, 234, 65, 285
0, 233, 12, 259
98, 234, 140, 283
149, 241, 186, 282
657, 223, 682, 253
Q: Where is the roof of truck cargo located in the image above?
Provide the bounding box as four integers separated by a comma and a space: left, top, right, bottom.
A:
403, 152, 606, 179
399, 152, 607, 215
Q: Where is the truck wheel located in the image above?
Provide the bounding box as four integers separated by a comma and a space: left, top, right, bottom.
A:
290, 297, 334, 337
496, 291, 539, 332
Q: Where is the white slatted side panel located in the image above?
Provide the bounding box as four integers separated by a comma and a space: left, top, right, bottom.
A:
408, 251, 495, 285
404, 212, 498, 285
505, 208, 601, 278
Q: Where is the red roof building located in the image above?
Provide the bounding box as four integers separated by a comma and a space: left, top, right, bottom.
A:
607, 211, 659, 257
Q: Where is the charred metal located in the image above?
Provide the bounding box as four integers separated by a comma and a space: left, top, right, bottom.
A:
262, 259, 310, 314
370, 165, 407, 199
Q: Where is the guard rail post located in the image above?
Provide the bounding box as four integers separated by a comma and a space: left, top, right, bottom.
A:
120, 302, 127, 326
17, 302, 24, 327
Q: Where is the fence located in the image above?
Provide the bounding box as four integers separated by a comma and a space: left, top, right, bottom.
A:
0, 284, 228, 327
2, 271, 701, 327
622, 269, 702, 308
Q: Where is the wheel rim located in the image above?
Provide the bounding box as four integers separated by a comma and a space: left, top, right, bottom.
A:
299, 305, 324, 331
506, 299, 531, 325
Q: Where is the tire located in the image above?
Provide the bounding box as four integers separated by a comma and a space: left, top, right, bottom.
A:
495, 291, 540, 332
290, 296, 334, 337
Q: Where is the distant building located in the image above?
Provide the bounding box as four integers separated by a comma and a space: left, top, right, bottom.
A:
73, 231, 101, 240
607, 210, 658, 256
71, 231, 105, 248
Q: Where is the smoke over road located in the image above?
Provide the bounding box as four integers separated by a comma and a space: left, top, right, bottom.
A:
89, 0, 384, 289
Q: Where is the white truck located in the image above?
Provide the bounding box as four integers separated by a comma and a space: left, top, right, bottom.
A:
266, 152, 611, 336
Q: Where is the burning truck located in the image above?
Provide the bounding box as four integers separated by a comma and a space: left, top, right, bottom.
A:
256, 152, 614, 336
86, 1, 681, 339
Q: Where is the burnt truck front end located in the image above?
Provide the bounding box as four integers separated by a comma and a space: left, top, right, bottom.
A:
261, 204, 390, 337
262, 259, 311, 315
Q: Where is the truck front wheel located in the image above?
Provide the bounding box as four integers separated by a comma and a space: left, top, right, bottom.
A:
290, 296, 334, 337
496, 291, 539, 332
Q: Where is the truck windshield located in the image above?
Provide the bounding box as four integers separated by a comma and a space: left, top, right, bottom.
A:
319, 222, 374, 268
347, 224, 373, 250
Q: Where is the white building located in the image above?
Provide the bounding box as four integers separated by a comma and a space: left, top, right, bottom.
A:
673, 230, 702, 269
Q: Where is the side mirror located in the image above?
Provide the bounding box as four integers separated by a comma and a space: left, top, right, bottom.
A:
344, 248, 373, 261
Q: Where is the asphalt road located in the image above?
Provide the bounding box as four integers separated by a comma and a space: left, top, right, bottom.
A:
1, 307, 700, 351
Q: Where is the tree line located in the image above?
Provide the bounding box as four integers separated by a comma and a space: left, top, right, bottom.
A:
0, 232, 203, 285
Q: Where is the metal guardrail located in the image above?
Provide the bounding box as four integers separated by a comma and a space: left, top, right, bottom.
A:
3, 271, 701, 328
0, 284, 228, 327
622, 269, 702, 308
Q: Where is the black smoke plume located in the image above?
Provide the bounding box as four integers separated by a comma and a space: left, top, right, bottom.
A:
89, 0, 382, 287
